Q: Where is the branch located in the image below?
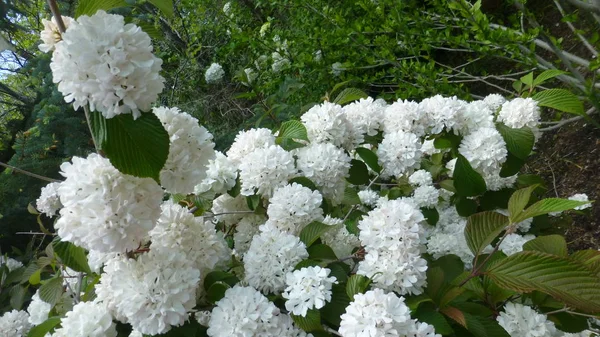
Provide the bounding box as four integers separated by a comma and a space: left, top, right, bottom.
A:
47, 0, 67, 32
0, 161, 61, 183
564, 0, 600, 14
539, 107, 597, 131
553, 0, 598, 57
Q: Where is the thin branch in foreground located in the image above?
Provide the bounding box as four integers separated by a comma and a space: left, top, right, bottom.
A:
0, 161, 61, 183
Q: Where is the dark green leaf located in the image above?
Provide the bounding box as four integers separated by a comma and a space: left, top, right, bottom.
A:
321, 284, 351, 327
75, 0, 128, 18
414, 308, 453, 335
326, 262, 349, 283
512, 198, 591, 223
227, 176, 241, 197
53, 239, 91, 274
547, 311, 589, 333
440, 180, 456, 193
346, 274, 371, 300
355, 147, 382, 173
465, 211, 509, 255
421, 207, 439, 226
295, 259, 321, 270
346, 159, 369, 185
27, 317, 61, 337
499, 153, 524, 177
453, 155, 487, 197
496, 123, 534, 160
532, 89, 584, 116
300, 221, 332, 247
333, 88, 368, 105
147, 0, 174, 17
308, 244, 337, 261
9, 284, 26, 309
291, 310, 322, 332
569, 250, 600, 276
207, 281, 230, 304
456, 197, 478, 217
289, 177, 318, 191
39, 276, 64, 307
203, 271, 238, 291
523, 235, 567, 257
342, 187, 361, 206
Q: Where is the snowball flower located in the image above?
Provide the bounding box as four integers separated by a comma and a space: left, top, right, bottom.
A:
483, 93, 506, 112
226, 128, 276, 165
207, 285, 281, 337
377, 130, 422, 178
55, 153, 163, 253
383, 99, 429, 137
496, 302, 557, 337
52, 301, 116, 337
50, 10, 164, 119
150, 201, 231, 273
358, 189, 379, 207
0, 310, 31, 337
243, 229, 309, 294
458, 127, 507, 175
419, 95, 466, 134
455, 100, 495, 135
233, 214, 266, 255
39, 16, 74, 53
194, 151, 238, 194
409, 170, 433, 187
154, 106, 216, 195
36, 181, 62, 217
262, 183, 323, 234
301, 101, 353, 148
211, 194, 251, 225
27, 291, 52, 325
205, 63, 225, 83
295, 143, 351, 204
339, 288, 412, 337
239, 145, 296, 198
342, 97, 386, 146
0, 256, 23, 271
95, 250, 200, 335
569, 193, 592, 210
283, 266, 337, 316
321, 216, 361, 261
412, 185, 440, 208
499, 97, 541, 130
499, 233, 536, 256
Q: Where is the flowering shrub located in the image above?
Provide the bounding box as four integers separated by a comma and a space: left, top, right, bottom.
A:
1, 8, 600, 337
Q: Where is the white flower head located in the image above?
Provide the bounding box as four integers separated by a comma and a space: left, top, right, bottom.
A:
205, 63, 225, 83
412, 185, 440, 208
39, 16, 74, 53
377, 130, 422, 179
27, 291, 52, 325
0, 310, 31, 337
55, 153, 163, 253
196, 310, 212, 327
383, 99, 429, 137
239, 145, 297, 198
272, 52, 291, 72
409, 170, 433, 187
320, 217, 361, 263
358, 189, 379, 207
498, 97, 541, 130
262, 183, 324, 234
419, 95, 466, 134
496, 302, 557, 337
294, 143, 351, 204
455, 100, 495, 135
36, 181, 62, 217
51, 10, 164, 119
195, 151, 238, 194
569, 193, 592, 210
283, 266, 337, 316
342, 97, 386, 146
301, 101, 353, 149
339, 288, 412, 337
233, 214, 266, 255
154, 106, 216, 194
0, 256, 23, 272
499, 233, 536, 256
212, 194, 251, 225
243, 229, 309, 294
226, 128, 276, 165
483, 94, 506, 112
52, 301, 116, 337
95, 250, 200, 335
458, 127, 507, 175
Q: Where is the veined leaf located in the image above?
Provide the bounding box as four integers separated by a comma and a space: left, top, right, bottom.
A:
569, 250, 600, 276
486, 251, 600, 313
496, 123, 534, 160
507, 185, 538, 221
148, 0, 174, 17
453, 155, 486, 197
299, 221, 332, 247
520, 72, 534, 87
75, 0, 128, 18
355, 147, 382, 173
532, 89, 584, 116
346, 274, 371, 300
333, 88, 368, 105
533, 69, 568, 87
512, 198, 591, 223
39, 276, 64, 307
289, 177, 318, 191
465, 211, 509, 255
523, 235, 567, 257
27, 317, 61, 337
53, 239, 91, 274
278, 120, 309, 141
291, 310, 322, 332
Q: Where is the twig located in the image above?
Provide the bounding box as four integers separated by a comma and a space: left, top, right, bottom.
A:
47, 0, 67, 33
0, 161, 61, 183
203, 210, 255, 218
553, 0, 598, 57
16, 231, 56, 235
343, 171, 382, 222
564, 0, 600, 14
546, 160, 559, 197
83, 105, 100, 152
539, 108, 597, 131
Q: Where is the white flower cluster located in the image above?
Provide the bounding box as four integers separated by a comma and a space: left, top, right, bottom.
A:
261, 183, 323, 234
0, 310, 31, 337
153, 106, 216, 195
283, 266, 337, 316
52, 301, 117, 337
0, 256, 23, 271
39, 16, 74, 53
27, 291, 52, 325
36, 181, 62, 217
496, 302, 557, 337
205, 63, 225, 83
49, 11, 164, 119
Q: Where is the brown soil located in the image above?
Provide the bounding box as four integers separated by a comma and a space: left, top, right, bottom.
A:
526, 120, 600, 250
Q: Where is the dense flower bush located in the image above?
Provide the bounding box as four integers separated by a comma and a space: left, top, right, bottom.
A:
1, 9, 599, 337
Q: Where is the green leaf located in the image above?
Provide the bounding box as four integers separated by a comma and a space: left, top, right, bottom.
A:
53, 239, 91, 274
333, 88, 368, 105
321, 284, 351, 328
520, 72, 534, 87
453, 155, 487, 197
523, 235, 567, 257
39, 276, 64, 307
512, 198, 591, 223
75, 0, 128, 17
137, 21, 163, 40
206, 281, 230, 304
355, 147, 382, 173
485, 251, 600, 313
499, 153, 525, 177
508, 185, 538, 221
227, 176, 241, 197
465, 211, 509, 255
434, 133, 461, 150
295, 259, 321, 270
456, 197, 478, 217
569, 250, 600, 276
532, 89, 584, 116
413, 307, 454, 335
346, 274, 371, 300
440, 180, 456, 193
27, 317, 61, 337
308, 244, 337, 261
28, 268, 41, 285
533, 69, 568, 87
147, 0, 174, 17
300, 221, 332, 247
91, 111, 170, 181
289, 177, 318, 191
342, 187, 361, 206
245, 195, 261, 211
277, 120, 309, 142
421, 207, 439, 226
326, 262, 349, 283
10, 284, 26, 309
346, 159, 369, 185
203, 271, 239, 290
291, 310, 322, 332
480, 189, 514, 211
547, 311, 590, 333
495, 123, 535, 160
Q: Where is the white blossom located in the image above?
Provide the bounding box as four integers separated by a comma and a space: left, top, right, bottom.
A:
342, 97, 386, 145
195, 151, 238, 194
496, 302, 557, 337
239, 145, 296, 198
233, 214, 266, 256
154, 106, 216, 195
358, 189, 380, 207
36, 181, 62, 217
39, 16, 74, 53
211, 194, 251, 225
27, 291, 52, 325
282, 266, 337, 316
377, 130, 422, 179
52, 301, 116, 337
383, 99, 429, 137
569, 193, 592, 210
50, 11, 164, 119
205, 63, 225, 83
301, 101, 353, 149
459, 127, 507, 175
261, 183, 323, 234
0, 310, 31, 337
0, 256, 23, 272
412, 185, 440, 208
499, 233, 535, 256
409, 170, 433, 187
483, 93, 506, 112
55, 153, 163, 253
499, 97, 541, 130
320, 216, 361, 261
419, 95, 466, 134
272, 52, 290, 72
226, 128, 276, 165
